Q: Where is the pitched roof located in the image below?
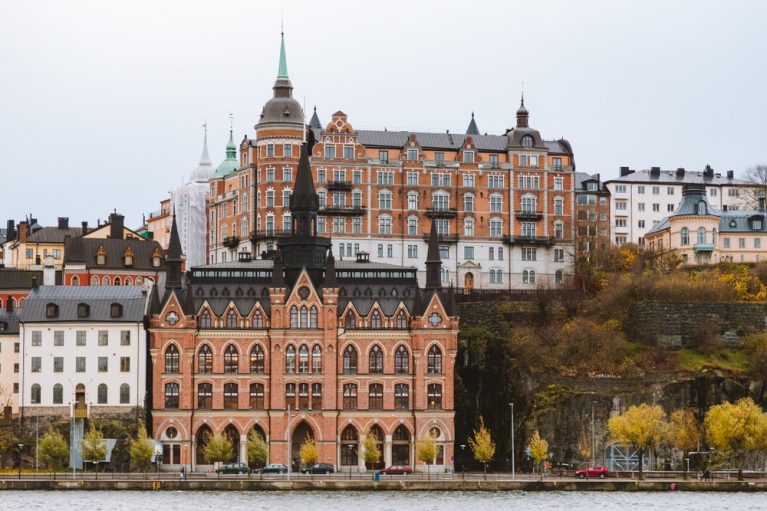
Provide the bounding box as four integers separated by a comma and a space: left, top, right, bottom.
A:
465, 113, 480, 136
64, 237, 166, 270
607, 169, 747, 185
0, 308, 22, 335
21, 285, 149, 323
26, 226, 82, 244
0, 269, 62, 290
289, 143, 319, 210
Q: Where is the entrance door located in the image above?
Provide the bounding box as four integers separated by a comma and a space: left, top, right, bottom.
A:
292, 421, 314, 472
464, 272, 474, 292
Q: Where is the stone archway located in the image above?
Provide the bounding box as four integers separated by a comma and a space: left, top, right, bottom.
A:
366, 425, 385, 470
291, 421, 314, 472
223, 424, 240, 463
195, 425, 213, 466
392, 425, 410, 466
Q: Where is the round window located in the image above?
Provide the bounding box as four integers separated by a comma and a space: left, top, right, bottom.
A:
166, 426, 178, 439
429, 427, 441, 439
298, 287, 310, 300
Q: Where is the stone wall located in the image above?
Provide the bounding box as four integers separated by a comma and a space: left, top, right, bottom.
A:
630, 301, 767, 347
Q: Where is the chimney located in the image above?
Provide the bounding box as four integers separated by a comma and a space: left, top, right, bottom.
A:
5, 297, 12, 311
18, 222, 27, 244
760, 198, 765, 212
81, 221, 88, 235
727, 170, 734, 179
676, 168, 685, 177
109, 213, 125, 239
704, 164, 714, 178
57, 217, 69, 229
594, 173, 600, 185
6, 220, 15, 241
650, 167, 661, 176
619, 166, 632, 177
723, 205, 728, 211
43, 254, 56, 286
32, 277, 38, 288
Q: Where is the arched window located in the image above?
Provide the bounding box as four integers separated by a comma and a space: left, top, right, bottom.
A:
698, 227, 706, 244
226, 309, 237, 328
395, 383, 409, 409
370, 310, 382, 328
53, 383, 63, 404
165, 383, 179, 408
427, 383, 443, 409
343, 383, 358, 409
120, 383, 130, 404
198, 344, 212, 373
392, 426, 410, 465
200, 310, 211, 328
523, 270, 536, 284
285, 383, 296, 409
98, 383, 108, 404
310, 306, 318, 328
555, 270, 563, 285
31, 383, 41, 404
681, 227, 689, 245
165, 344, 179, 373
197, 383, 212, 408
223, 383, 238, 409
125, 277, 132, 286
428, 345, 442, 374
312, 345, 322, 373
91, 276, 99, 286
395, 345, 409, 374
369, 345, 383, 374
713, 228, 717, 245
522, 135, 534, 148
250, 345, 264, 373
369, 383, 383, 409
252, 310, 263, 328
250, 383, 264, 409
312, 383, 322, 408
102, 276, 110, 286
285, 345, 296, 373
290, 306, 298, 328
341, 426, 359, 466
72, 276, 79, 286
343, 345, 357, 374
300, 306, 308, 328
697, 201, 706, 215
345, 310, 356, 329
298, 382, 309, 409
114, 277, 121, 286
224, 344, 239, 373
299, 344, 309, 373
396, 310, 407, 329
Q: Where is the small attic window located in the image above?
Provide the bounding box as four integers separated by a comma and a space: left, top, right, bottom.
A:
151, 248, 162, 267
124, 247, 134, 266
111, 303, 123, 318
522, 135, 534, 147
0, 321, 6, 331
697, 201, 706, 215
730, 220, 737, 228
753, 219, 763, 230
96, 246, 106, 265
77, 303, 89, 318
46, 303, 59, 318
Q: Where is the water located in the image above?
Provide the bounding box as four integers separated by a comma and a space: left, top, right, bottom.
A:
2, 490, 766, 511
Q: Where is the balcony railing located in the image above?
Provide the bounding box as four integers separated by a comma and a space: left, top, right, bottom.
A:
250, 229, 293, 242
319, 205, 366, 216
73, 406, 88, 419
514, 210, 544, 220
425, 208, 458, 219
503, 235, 557, 246
326, 181, 353, 191
222, 236, 240, 248
422, 233, 459, 243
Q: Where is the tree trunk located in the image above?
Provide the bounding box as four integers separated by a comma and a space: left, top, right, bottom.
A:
682, 451, 687, 480
637, 447, 644, 481
540, 461, 543, 481
427, 462, 430, 481
483, 461, 487, 480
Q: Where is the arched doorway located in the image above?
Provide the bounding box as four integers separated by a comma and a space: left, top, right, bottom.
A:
366, 425, 385, 470
291, 421, 314, 472
392, 425, 410, 466
464, 272, 474, 292
341, 425, 358, 468
195, 425, 213, 466
248, 424, 267, 469
223, 425, 240, 463
75, 384, 86, 409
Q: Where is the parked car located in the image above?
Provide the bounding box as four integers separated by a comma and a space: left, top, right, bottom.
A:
575, 466, 609, 479
257, 464, 289, 475
215, 463, 252, 475
378, 465, 413, 475
301, 463, 335, 475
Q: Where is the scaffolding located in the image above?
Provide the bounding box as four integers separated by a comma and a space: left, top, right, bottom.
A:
171, 181, 209, 269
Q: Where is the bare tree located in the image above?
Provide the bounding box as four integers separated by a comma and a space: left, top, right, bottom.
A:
738, 164, 767, 210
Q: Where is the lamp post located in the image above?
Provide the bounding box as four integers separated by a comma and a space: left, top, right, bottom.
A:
36, 400, 39, 472
348, 445, 354, 480
510, 403, 515, 480
18, 443, 24, 479
460, 445, 466, 480
591, 401, 596, 466
286, 405, 292, 481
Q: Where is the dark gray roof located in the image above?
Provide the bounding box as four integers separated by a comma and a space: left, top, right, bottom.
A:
0, 308, 22, 335
0, 269, 63, 290
194, 259, 416, 272
607, 169, 747, 186
575, 172, 609, 193
26, 226, 82, 244
671, 189, 719, 218
718, 210, 767, 233
20, 286, 149, 323
64, 237, 165, 270
354, 130, 508, 152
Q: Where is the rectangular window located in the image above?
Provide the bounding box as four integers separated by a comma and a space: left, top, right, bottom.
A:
379, 150, 388, 164
377, 171, 394, 185
498, 247, 504, 260
554, 177, 563, 191
464, 195, 474, 212
739, 238, 746, 248
353, 170, 362, 184
489, 247, 494, 260
519, 154, 527, 166
352, 218, 361, 234
756, 238, 762, 249
266, 144, 274, 157
638, 220, 645, 228
667, 187, 675, 195
284, 143, 292, 157
637, 186, 645, 194
26, 248, 33, 259
488, 175, 504, 188
32, 331, 42, 346
615, 236, 627, 245
325, 146, 336, 158
463, 174, 475, 187
463, 151, 474, 163
407, 148, 418, 161
489, 154, 499, 165
439, 246, 449, 259
377, 244, 383, 258
31, 357, 41, 372
653, 203, 660, 212
266, 168, 274, 182
490, 220, 502, 237
615, 202, 627, 210
431, 173, 440, 187
317, 217, 326, 233
378, 217, 392, 234
408, 172, 419, 186
667, 204, 675, 212
344, 146, 354, 159
120, 357, 130, 372
283, 168, 292, 182
53, 249, 61, 259
98, 357, 108, 372
407, 245, 418, 258
54, 357, 63, 372
98, 331, 108, 346
615, 185, 626, 193
120, 331, 130, 346
435, 152, 444, 162
14, 363, 18, 373
615, 219, 627, 227
442, 174, 451, 187
522, 222, 536, 237
710, 188, 718, 197
464, 246, 474, 259
387, 244, 393, 258
652, 186, 660, 195
554, 248, 565, 262
53, 331, 64, 346
76, 357, 86, 372
317, 169, 326, 183
522, 248, 537, 261
638, 203, 645, 211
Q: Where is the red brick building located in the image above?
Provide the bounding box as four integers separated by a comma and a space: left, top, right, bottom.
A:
149, 143, 458, 473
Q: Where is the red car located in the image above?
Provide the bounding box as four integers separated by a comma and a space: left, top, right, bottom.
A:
575, 466, 609, 479
378, 465, 412, 475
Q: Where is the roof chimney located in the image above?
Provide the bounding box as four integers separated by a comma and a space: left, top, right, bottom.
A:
619, 166, 632, 177
57, 217, 69, 229
18, 221, 27, 244
727, 170, 734, 179
81, 221, 88, 235
650, 167, 661, 176
6, 220, 15, 241
676, 168, 685, 177
32, 277, 37, 288
43, 255, 56, 286
760, 198, 765, 212
704, 164, 714, 178
109, 213, 125, 239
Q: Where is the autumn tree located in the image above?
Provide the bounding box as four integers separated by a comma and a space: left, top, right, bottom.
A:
129, 421, 155, 478
247, 429, 269, 480
468, 417, 495, 480
204, 434, 233, 478
416, 430, 437, 480
299, 434, 319, 479
361, 430, 382, 480
738, 164, 767, 210
704, 398, 767, 480
666, 409, 701, 479
607, 403, 666, 480
527, 430, 549, 480
79, 425, 108, 480
38, 428, 69, 479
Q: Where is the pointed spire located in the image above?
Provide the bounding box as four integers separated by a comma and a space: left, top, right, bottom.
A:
290, 143, 319, 211
277, 33, 289, 80
271, 250, 285, 287
424, 220, 443, 290
165, 208, 184, 290
199, 124, 212, 166
466, 112, 480, 136
516, 93, 529, 128
167, 208, 183, 261
324, 247, 337, 288
225, 130, 236, 159
309, 106, 322, 129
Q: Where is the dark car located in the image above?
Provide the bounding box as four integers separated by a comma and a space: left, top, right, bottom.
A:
575, 465, 609, 479
378, 465, 413, 475
301, 463, 335, 475
258, 464, 288, 475
215, 463, 252, 475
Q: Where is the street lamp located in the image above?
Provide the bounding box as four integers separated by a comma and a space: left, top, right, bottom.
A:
510, 403, 515, 480
18, 443, 24, 479
460, 445, 466, 480
348, 445, 354, 480
591, 401, 597, 466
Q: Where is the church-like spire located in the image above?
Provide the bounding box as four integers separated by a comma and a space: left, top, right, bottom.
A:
199, 124, 212, 166
309, 106, 322, 129
289, 143, 319, 236
165, 208, 184, 289
324, 247, 337, 288
225, 130, 236, 160
466, 112, 480, 136
516, 93, 529, 128
424, 220, 443, 290
277, 33, 289, 80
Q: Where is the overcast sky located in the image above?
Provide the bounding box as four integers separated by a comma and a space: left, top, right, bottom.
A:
2, 0, 766, 228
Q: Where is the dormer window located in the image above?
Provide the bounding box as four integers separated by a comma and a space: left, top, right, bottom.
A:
77, 303, 89, 318
697, 201, 706, 215
151, 248, 162, 268
0, 321, 6, 331
753, 219, 763, 230
463, 151, 474, 163
96, 246, 106, 265
522, 135, 534, 147
407, 148, 418, 161
110, 303, 123, 318
124, 247, 134, 266
46, 303, 59, 318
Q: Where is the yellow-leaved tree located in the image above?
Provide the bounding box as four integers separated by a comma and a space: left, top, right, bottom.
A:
299, 434, 319, 479
361, 430, 382, 480
704, 398, 767, 480
247, 429, 269, 480
204, 434, 233, 478
468, 417, 495, 480
527, 430, 549, 480
416, 430, 437, 480
129, 421, 155, 478
607, 403, 666, 480
666, 409, 701, 480
38, 428, 69, 479
79, 425, 108, 480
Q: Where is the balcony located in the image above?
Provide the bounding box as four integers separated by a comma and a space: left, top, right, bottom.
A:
425, 207, 458, 219
319, 205, 366, 216
250, 229, 293, 242
515, 210, 543, 220
73, 406, 88, 419
422, 233, 459, 243
694, 243, 715, 252
326, 180, 353, 191
502, 235, 556, 246
222, 236, 240, 248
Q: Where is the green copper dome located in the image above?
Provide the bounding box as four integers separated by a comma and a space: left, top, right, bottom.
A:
213, 130, 239, 177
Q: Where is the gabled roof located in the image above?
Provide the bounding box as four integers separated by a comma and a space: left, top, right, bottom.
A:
0, 308, 22, 335
21, 286, 149, 323
26, 226, 82, 244
64, 237, 166, 270
0, 269, 61, 289
606, 169, 747, 185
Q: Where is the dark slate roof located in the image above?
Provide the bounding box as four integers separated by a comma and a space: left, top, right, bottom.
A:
0, 308, 22, 335
718, 210, 767, 233
671, 189, 719, 218
0, 269, 50, 290
26, 226, 82, 243
337, 284, 416, 316
575, 172, 609, 193
20, 286, 149, 323
606, 169, 747, 185
465, 114, 480, 136
0, 228, 6, 245
353, 130, 508, 152
309, 107, 322, 129
64, 237, 166, 270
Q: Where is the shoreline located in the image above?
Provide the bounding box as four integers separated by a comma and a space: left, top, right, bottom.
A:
1, 479, 765, 492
